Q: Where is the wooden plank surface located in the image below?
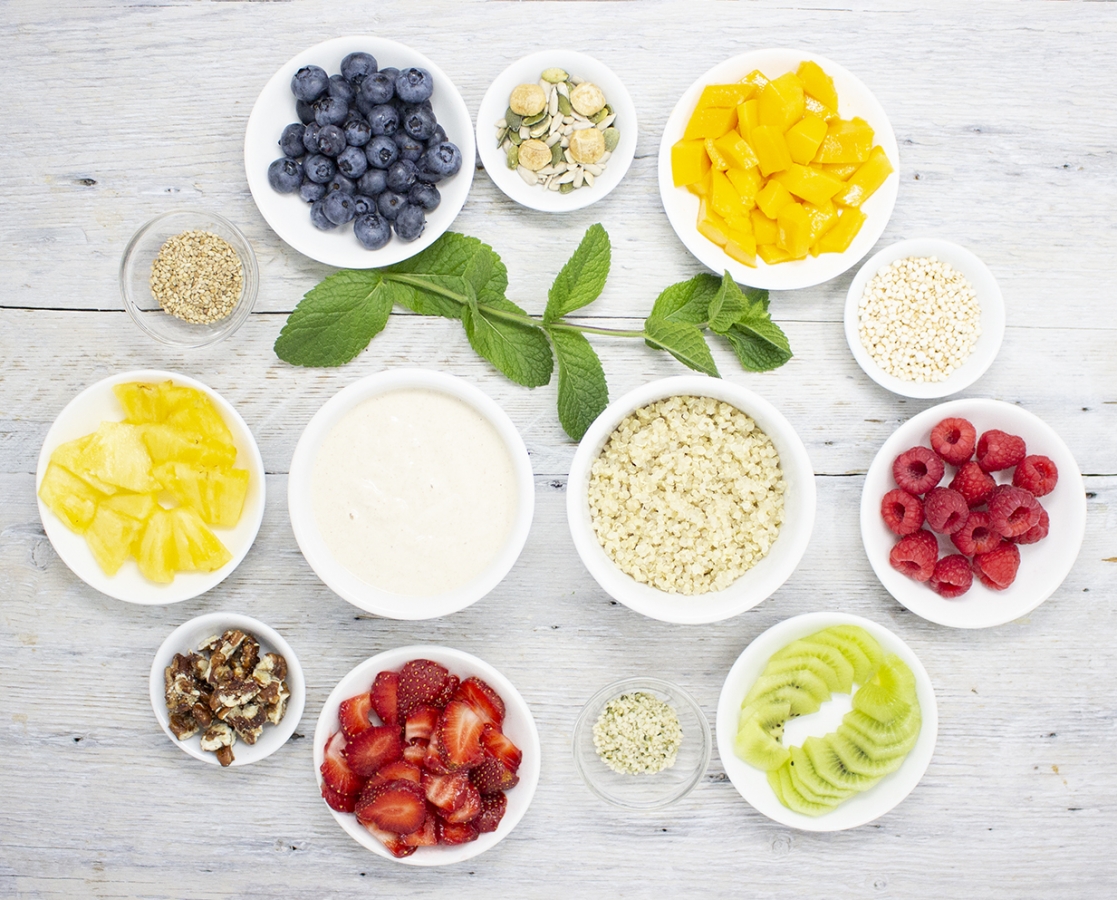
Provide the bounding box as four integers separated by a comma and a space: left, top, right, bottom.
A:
2, 1, 1117, 898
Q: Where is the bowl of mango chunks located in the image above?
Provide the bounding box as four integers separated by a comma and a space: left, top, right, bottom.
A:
36, 371, 265, 604
657, 49, 899, 291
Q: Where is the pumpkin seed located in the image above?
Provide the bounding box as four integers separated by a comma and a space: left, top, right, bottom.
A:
506, 143, 519, 169
542, 67, 568, 83
596, 114, 616, 130
510, 131, 523, 146
559, 182, 575, 194
589, 107, 610, 125
551, 142, 565, 165
557, 93, 572, 116
522, 110, 548, 126
505, 108, 523, 130
603, 127, 619, 152
529, 120, 550, 138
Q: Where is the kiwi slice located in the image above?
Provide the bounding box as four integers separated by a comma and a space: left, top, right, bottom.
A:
875, 654, 919, 703
765, 651, 845, 694
789, 745, 856, 803
767, 766, 788, 806
829, 625, 885, 673
842, 707, 922, 752
852, 682, 913, 724
806, 630, 876, 685
744, 670, 829, 715
774, 762, 833, 817
802, 735, 880, 792
830, 729, 907, 779
735, 700, 791, 770
770, 638, 854, 693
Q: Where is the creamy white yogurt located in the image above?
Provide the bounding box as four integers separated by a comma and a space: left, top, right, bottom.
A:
310, 388, 518, 596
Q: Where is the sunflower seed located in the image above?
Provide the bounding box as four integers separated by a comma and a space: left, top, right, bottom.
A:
572, 167, 584, 189
596, 114, 616, 130
549, 90, 559, 117
583, 170, 595, 187
546, 130, 563, 147
584, 163, 604, 176
517, 165, 539, 185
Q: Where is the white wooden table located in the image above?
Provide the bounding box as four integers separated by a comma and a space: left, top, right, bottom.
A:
3, 2, 1116, 897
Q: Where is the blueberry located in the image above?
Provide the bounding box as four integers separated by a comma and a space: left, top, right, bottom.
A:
291, 65, 329, 102
354, 212, 391, 250
303, 154, 337, 184
323, 190, 357, 225
327, 74, 355, 106
279, 123, 306, 158
402, 106, 437, 141
426, 124, 448, 149
367, 104, 399, 136
313, 95, 349, 127
351, 194, 377, 217
393, 131, 425, 163
359, 72, 395, 108
326, 173, 356, 195
414, 161, 443, 184
316, 124, 347, 157
377, 191, 407, 221
302, 122, 322, 155
337, 145, 368, 179
341, 51, 378, 86
365, 135, 399, 169
422, 141, 462, 178
343, 116, 372, 148
395, 67, 434, 104
408, 182, 441, 211
379, 66, 400, 81
300, 179, 326, 203
386, 159, 418, 193
309, 197, 338, 230
267, 157, 303, 193
357, 168, 388, 196
296, 99, 316, 125
393, 203, 426, 242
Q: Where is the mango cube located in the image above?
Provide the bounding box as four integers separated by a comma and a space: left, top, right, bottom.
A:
697, 199, 730, 246
684, 106, 738, 140
758, 73, 805, 132
772, 164, 846, 206
724, 215, 757, 266
802, 201, 839, 245
814, 117, 875, 164
686, 171, 712, 197
704, 136, 730, 172
713, 132, 760, 171
725, 166, 762, 208
818, 162, 859, 180
756, 180, 795, 219
757, 243, 795, 264
751, 209, 779, 245
671, 138, 711, 187
785, 115, 828, 166
750, 126, 792, 176
710, 170, 745, 220
814, 207, 867, 254
796, 60, 839, 112
699, 83, 755, 108
833, 145, 894, 207
736, 99, 760, 139
804, 95, 837, 121
776, 202, 812, 259
741, 69, 770, 92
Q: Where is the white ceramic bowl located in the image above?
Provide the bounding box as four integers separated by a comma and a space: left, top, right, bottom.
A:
657, 49, 899, 290
149, 612, 305, 767
287, 369, 534, 619
35, 370, 266, 604
476, 49, 637, 212
313, 645, 540, 865
716, 611, 938, 832
844, 238, 1005, 398
244, 36, 476, 268
566, 376, 816, 624
861, 398, 1086, 628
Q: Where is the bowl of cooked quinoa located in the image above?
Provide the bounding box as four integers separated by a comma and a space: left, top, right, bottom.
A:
566, 376, 816, 624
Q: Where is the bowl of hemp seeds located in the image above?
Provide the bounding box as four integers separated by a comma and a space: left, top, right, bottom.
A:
120, 210, 259, 348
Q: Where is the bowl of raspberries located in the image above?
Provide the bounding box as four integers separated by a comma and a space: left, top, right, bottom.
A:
860, 399, 1085, 628
245, 36, 475, 268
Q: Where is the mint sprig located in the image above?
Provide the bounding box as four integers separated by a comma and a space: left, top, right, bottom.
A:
273, 227, 792, 440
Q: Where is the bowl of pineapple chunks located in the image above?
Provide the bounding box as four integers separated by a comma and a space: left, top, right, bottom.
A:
36, 371, 265, 604
658, 49, 899, 291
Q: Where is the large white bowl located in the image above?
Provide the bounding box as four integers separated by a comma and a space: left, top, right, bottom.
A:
244, 36, 476, 268
36, 370, 266, 604
657, 49, 899, 290
566, 376, 816, 624
313, 645, 540, 865
861, 398, 1086, 628
716, 612, 938, 832
476, 49, 637, 212
844, 238, 1006, 398
287, 369, 534, 619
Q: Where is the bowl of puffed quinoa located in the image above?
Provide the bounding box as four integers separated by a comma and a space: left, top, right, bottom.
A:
843, 238, 1005, 398
566, 376, 816, 624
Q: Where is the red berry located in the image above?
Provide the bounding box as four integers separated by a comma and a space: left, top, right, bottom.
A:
930, 417, 977, 466
880, 489, 924, 535
475, 792, 507, 834
369, 671, 399, 728
988, 485, 1042, 538
1010, 505, 1050, 545
889, 529, 939, 582
976, 430, 1026, 473
923, 487, 970, 535
972, 541, 1021, 590
451, 677, 506, 729
320, 730, 364, 799
397, 659, 451, 719
950, 510, 1001, 557
437, 701, 486, 772
1012, 455, 1058, 497
949, 461, 996, 508
338, 692, 374, 740
355, 779, 427, 835
892, 446, 945, 495
343, 724, 403, 777
929, 554, 973, 598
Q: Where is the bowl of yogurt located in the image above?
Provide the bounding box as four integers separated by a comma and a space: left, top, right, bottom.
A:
288, 370, 534, 619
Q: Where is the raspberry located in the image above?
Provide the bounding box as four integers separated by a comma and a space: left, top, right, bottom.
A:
976, 429, 1026, 473
929, 417, 977, 466
1011, 505, 1050, 545
988, 485, 1042, 538
950, 510, 1001, 557
880, 489, 924, 535
923, 487, 970, 535
889, 529, 939, 582
1012, 455, 1058, 497
892, 446, 945, 496
972, 541, 1021, 590
929, 554, 973, 598
949, 461, 996, 508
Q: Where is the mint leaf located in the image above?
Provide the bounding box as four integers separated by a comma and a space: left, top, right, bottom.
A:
643, 316, 720, 377
649, 273, 721, 325
544, 224, 611, 324
722, 291, 792, 371
385, 232, 506, 318
549, 328, 608, 440
274, 270, 395, 367
707, 271, 746, 334
462, 298, 553, 387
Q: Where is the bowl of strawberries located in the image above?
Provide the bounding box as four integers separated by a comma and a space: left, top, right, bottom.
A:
860, 399, 1086, 628
313, 645, 540, 864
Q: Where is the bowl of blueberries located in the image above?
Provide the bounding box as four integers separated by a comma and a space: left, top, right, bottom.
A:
244, 36, 475, 268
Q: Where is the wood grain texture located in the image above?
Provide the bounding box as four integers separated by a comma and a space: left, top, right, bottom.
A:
2, 1, 1117, 898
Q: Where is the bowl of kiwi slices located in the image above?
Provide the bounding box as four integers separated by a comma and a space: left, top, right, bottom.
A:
715, 611, 937, 831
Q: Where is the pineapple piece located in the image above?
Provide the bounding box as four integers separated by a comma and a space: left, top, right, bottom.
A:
136, 509, 179, 583
141, 424, 237, 468
114, 381, 175, 423
758, 73, 806, 132
165, 392, 234, 447
79, 422, 160, 493
796, 61, 839, 112
671, 138, 710, 187
86, 505, 144, 576
153, 462, 249, 528
100, 492, 159, 522
38, 462, 104, 533
169, 507, 232, 572
50, 435, 118, 494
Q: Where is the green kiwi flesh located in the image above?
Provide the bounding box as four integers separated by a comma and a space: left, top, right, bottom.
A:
735, 701, 792, 770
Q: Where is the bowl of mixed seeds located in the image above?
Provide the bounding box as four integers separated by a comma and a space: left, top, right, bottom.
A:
475, 50, 637, 211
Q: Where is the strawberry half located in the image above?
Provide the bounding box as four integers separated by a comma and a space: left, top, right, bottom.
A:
402, 813, 438, 848
364, 823, 416, 858
371, 760, 422, 787
398, 659, 450, 718
434, 674, 460, 708
320, 730, 364, 798
355, 779, 427, 835
444, 782, 482, 824
343, 724, 403, 777
402, 741, 428, 766
423, 729, 452, 775
480, 724, 522, 772
437, 701, 485, 771
470, 756, 519, 796
405, 705, 440, 745
475, 792, 507, 834
453, 677, 505, 728
338, 692, 373, 739
321, 780, 357, 813
422, 771, 471, 812
370, 671, 399, 728
437, 820, 479, 845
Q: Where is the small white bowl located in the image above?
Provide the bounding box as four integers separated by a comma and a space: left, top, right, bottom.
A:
244, 36, 476, 268
861, 398, 1086, 628
476, 49, 637, 212
287, 369, 534, 619
35, 370, 266, 605
149, 612, 305, 767
313, 644, 540, 865
657, 49, 899, 290
716, 611, 938, 832
566, 376, 816, 624
844, 238, 1006, 398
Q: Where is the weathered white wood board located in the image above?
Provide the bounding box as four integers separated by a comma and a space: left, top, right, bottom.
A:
2, 1, 1116, 898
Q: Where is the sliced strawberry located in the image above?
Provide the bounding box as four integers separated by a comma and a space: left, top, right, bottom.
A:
423, 729, 451, 775
355, 779, 427, 835
405, 705, 441, 744
475, 792, 507, 834
397, 659, 450, 717
437, 820, 479, 845
453, 677, 505, 728
370, 671, 399, 728
480, 724, 522, 772
422, 771, 470, 812
338, 692, 374, 739
445, 782, 481, 824
320, 730, 364, 798
343, 724, 403, 777
470, 756, 519, 796
371, 760, 422, 787
364, 822, 416, 858
321, 779, 357, 813
402, 813, 438, 847
402, 741, 428, 765
434, 674, 460, 708
437, 701, 485, 771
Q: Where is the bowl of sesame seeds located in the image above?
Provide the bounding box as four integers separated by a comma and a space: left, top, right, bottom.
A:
843, 237, 1005, 398
120, 210, 259, 349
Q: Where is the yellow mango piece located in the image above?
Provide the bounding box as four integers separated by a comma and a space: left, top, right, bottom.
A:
713, 132, 760, 171
50, 435, 118, 494
756, 180, 794, 219
684, 106, 738, 140
796, 60, 839, 112
814, 207, 867, 254
818, 162, 859, 180
725, 166, 762, 208
39, 462, 104, 533
86, 505, 144, 576
136, 509, 178, 583
741, 70, 770, 92
686, 171, 711, 197
153, 462, 249, 529
785, 115, 828, 166
804, 95, 836, 121
79, 422, 160, 494
697, 199, 730, 246
141, 424, 237, 468
725, 216, 757, 266
168, 507, 231, 573
776, 202, 812, 259
671, 138, 710, 187
751, 209, 779, 245
772, 164, 846, 206
736, 99, 760, 140
699, 83, 755, 108
834, 145, 895, 207
757, 243, 794, 264
709, 170, 744, 220
758, 73, 805, 132
704, 136, 730, 172
750, 125, 792, 176
814, 117, 874, 164
802, 201, 839, 245
100, 492, 159, 522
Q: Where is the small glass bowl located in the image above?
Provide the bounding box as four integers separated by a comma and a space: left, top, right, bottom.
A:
573, 676, 711, 809
120, 210, 258, 348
